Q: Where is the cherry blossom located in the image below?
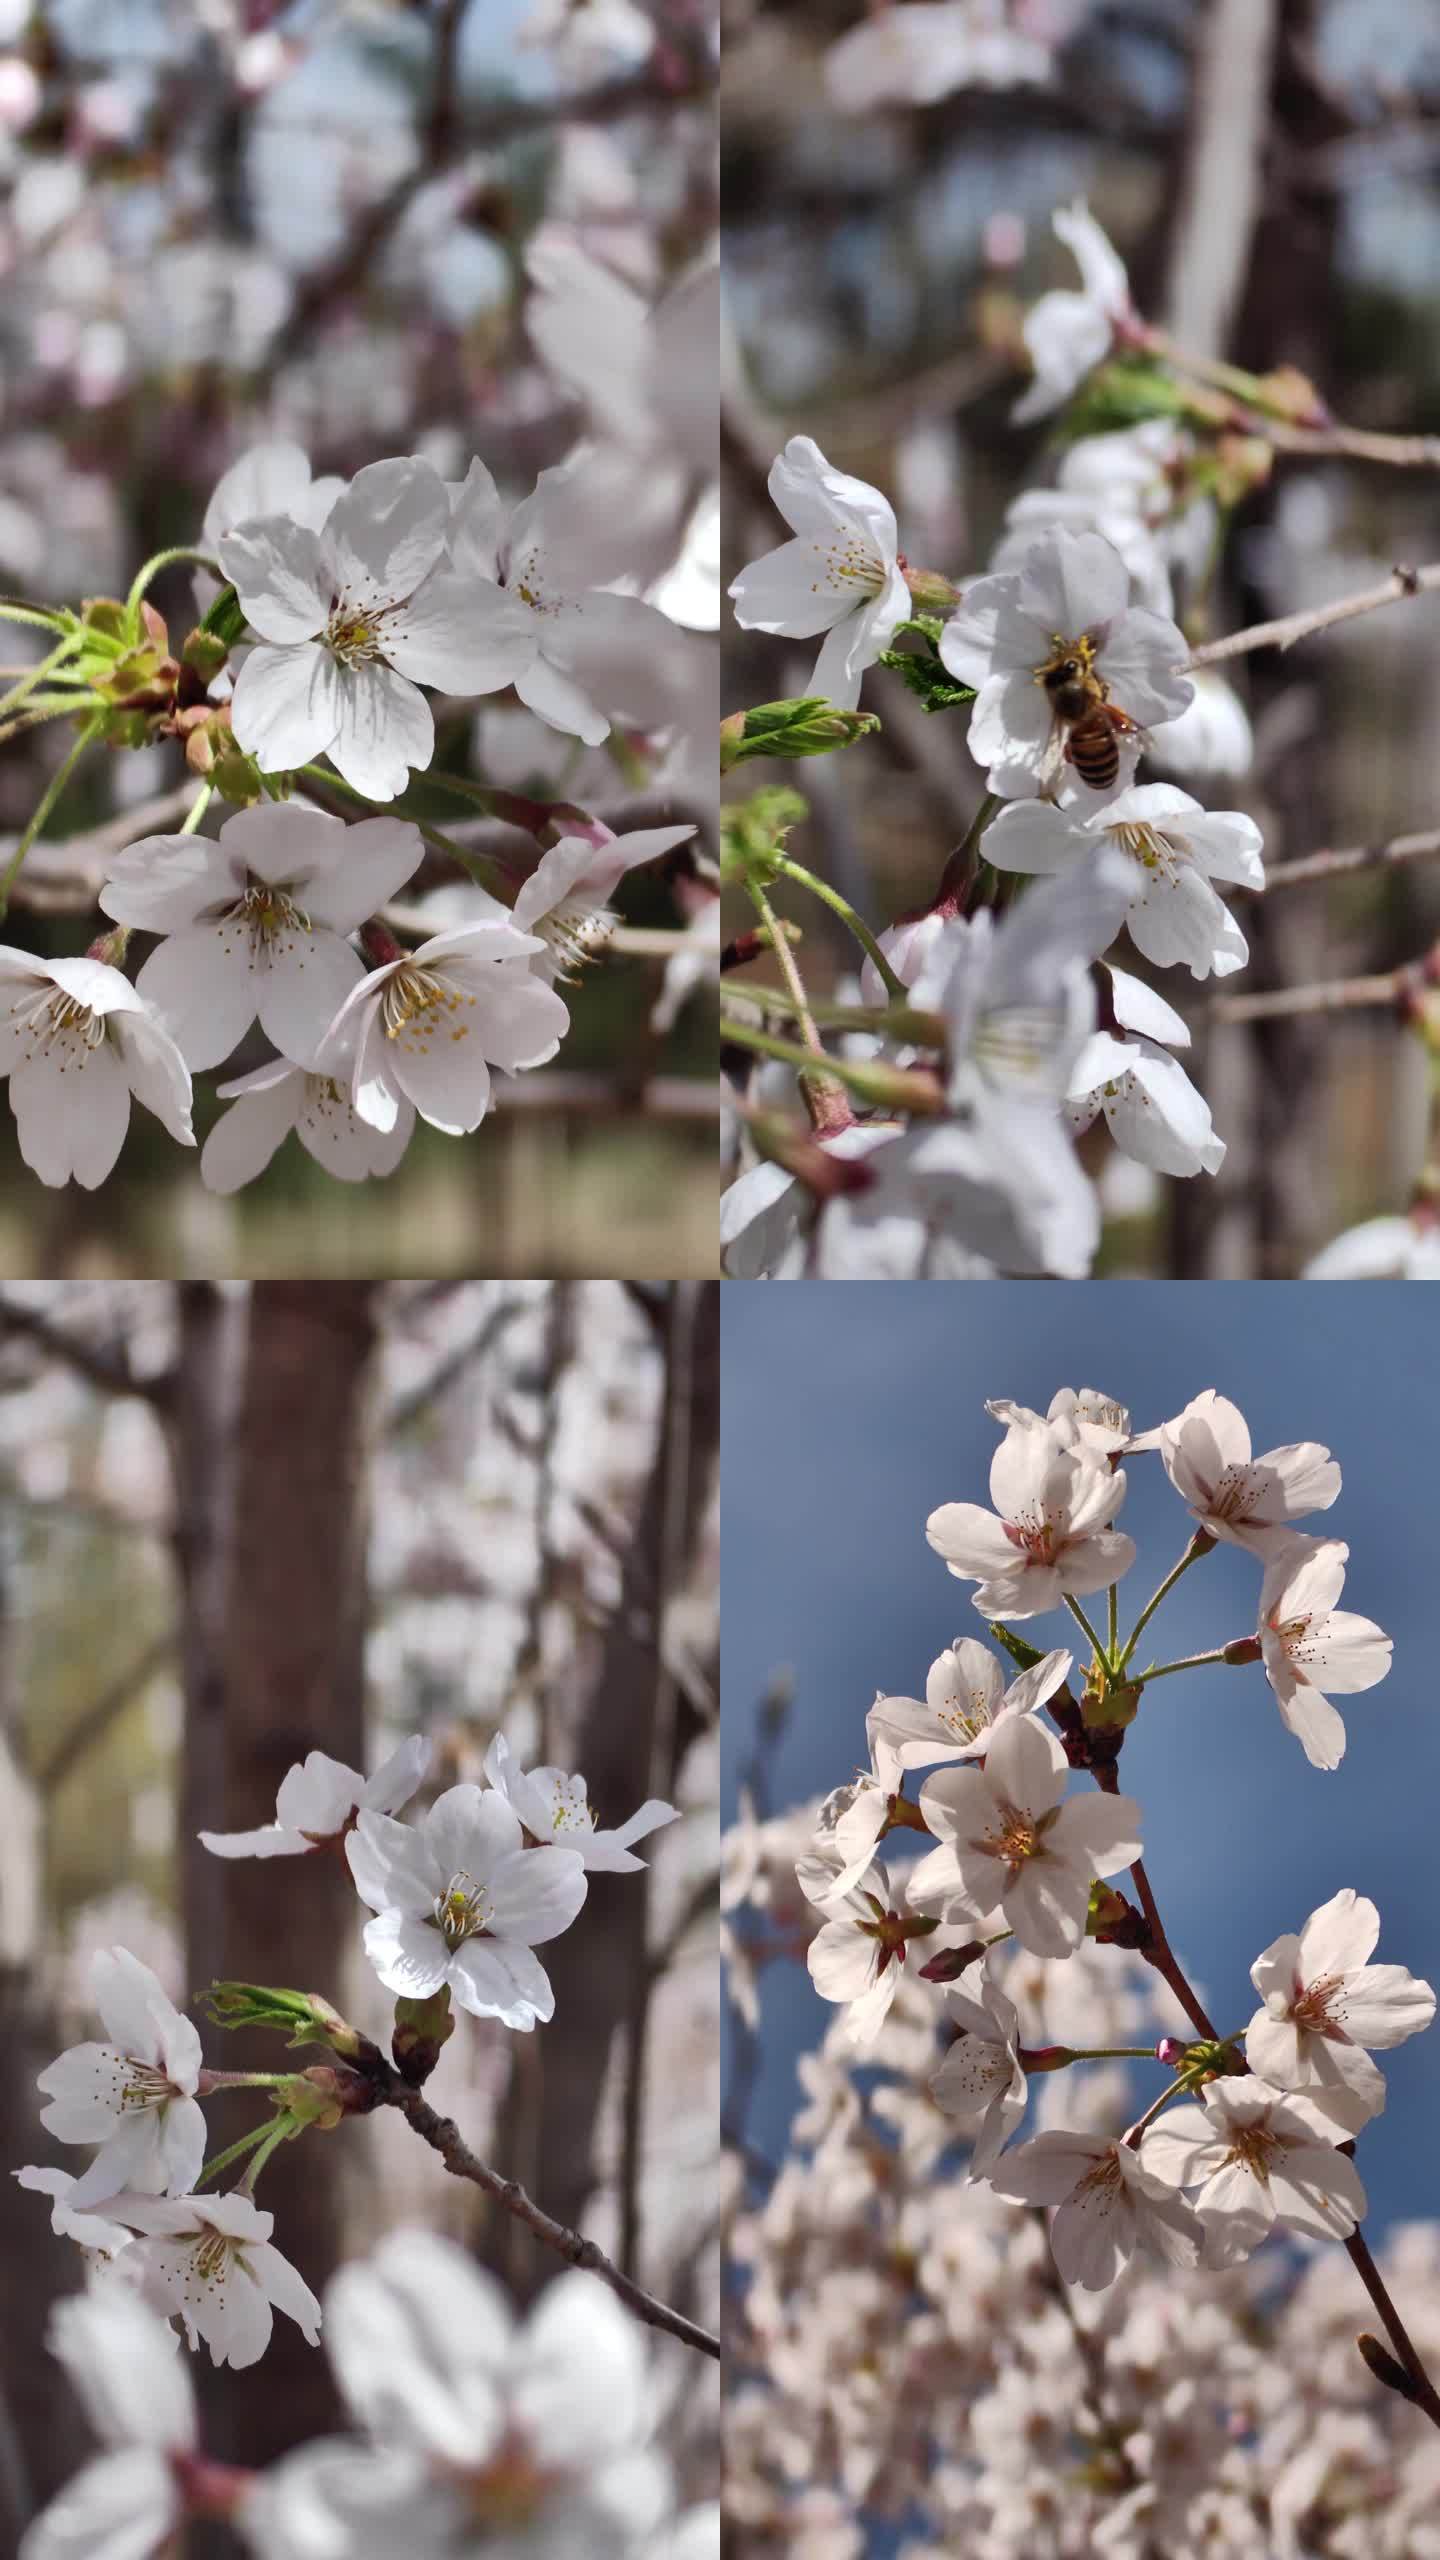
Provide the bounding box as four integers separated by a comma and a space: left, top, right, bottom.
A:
1012, 201, 1136, 425
1066, 970, 1226, 1177
867, 1637, 1073, 1780
1256, 1538, 1393, 1770
728, 436, 911, 712
509, 824, 697, 981
1147, 668, 1254, 782
985, 785, 1262, 979
807, 1771, 897, 1902
482, 1733, 679, 1872
98, 805, 424, 1071
1154, 1389, 1341, 1555
936, 529, 1192, 801
36, 1947, 205, 2207
824, 4, 1050, 112
201, 439, 345, 552
319, 918, 569, 1138
925, 1414, 1135, 1616
1246, 1888, 1435, 2115
985, 2129, 1204, 2286
346, 1783, 589, 2028
13, 2166, 137, 2257
20, 2288, 194, 2560
799, 1845, 949, 2047
220, 456, 528, 799
1305, 1214, 1440, 1280
907, 1718, 1142, 1959
199, 1736, 430, 1860
116, 2189, 322, 2368
986, 1385, 1135, 1459
929, 1970, 1030, 2173
199, 1058, 415, 1193
244, 2231, 674, 2557
1142, 2080, 1368, 2260
0, 948, 193, 1188
445, 452, 682, 745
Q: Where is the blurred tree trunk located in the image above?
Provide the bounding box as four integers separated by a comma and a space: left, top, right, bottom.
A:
523, 1283, 719, 2284
176, 1283, 378, 2477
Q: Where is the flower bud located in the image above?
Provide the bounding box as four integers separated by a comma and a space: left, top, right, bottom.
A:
202, 1983, 378, 2064
721, 697, 881, 772
1222, 1635, 1263, 1666
392, 1986, 455, 2085
917, 1939, 987, 1984
182, 625, 231, 685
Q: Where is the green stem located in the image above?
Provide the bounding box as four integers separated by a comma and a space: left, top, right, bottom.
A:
295, 765, 510, 898
0, 715, 102, 918
1138, 1647, 1230, 1683
194, 2122, 273, 2190
1123, 2074, 1194, 2148
125, 548, 222, 619
0, 630, 85, 722
746, 875, 846, 1133
720, 1008, 904, 1105
772, 854, 906, 999
1063, 1593, 1110, 1675
1118, 1533, 1213, 1670
1059, 2045, 1159, 2064
0, 599, 69, 633
238, 2116, 295, 2195
1107, 1584, 1118, 1662
0, 695, 104, 746
180, 782, 214, 836
723, 982, 946, 1043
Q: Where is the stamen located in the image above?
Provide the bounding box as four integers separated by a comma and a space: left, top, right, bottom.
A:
434, 1870, 492, 1948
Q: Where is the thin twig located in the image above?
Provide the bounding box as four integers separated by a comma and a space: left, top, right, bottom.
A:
383, 2081, 720, 2360
1236, 826, 1440, 896
1210, 971, 1403, 1024
1188, 562, 1440, 667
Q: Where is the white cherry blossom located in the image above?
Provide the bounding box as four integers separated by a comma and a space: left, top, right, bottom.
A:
99, 805, 424, 1071
1013, 202, 1136, 425
202, 439, 345, 551
221, 456, 528, 799
1256, 1537, 1392, 1771
200, 1057, 415, 1193
0, 949, 193, 1187
509, 824, 697, 981
346, 1783, 589, 2028
728, 436, 911, 712
1146, 668, 1254, 781
199, 1736, 430, 1860
319, 919, 570, 1137
938, 530, 1192, 800
824, 5, 1050, 112
985, 784, 1262, 979
37, 1948, 205, 2208
1155, 1389, 1341, 1555
117, 2189, 322, 2369
1305, 1213, 1440, 1280
867, 1638, 1073, 1781
446, 452, 682, 745
806, 1772, 896, 1904
985, 2128, 1204, 2287
482, 1734, 678, 1873
930, 1971, 1030, 2174
1246, 1888, 1434, 2116
986, 1385, 1135, 1459
926, 1417, 1135, 1617
908, 1717, 1143, 1960
799, 1846, 951, 2048
13, 2166, 139, 2257
20, 2289, 195, 2560
1142, 2079, 1368, 2260
1067, 970, 1226, 1177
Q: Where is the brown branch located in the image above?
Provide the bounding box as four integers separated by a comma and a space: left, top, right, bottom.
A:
0, 1292, 172, 1407
382, 2080, 721, 2360
1210, 970, 1404, 1024
1236, 825, 1440, 896
1188, 561, 1440, 667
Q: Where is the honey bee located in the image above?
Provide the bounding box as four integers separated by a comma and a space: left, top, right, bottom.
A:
1036, 643, 1143, 791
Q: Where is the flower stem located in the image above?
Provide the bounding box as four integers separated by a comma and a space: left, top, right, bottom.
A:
1138, 1647, 1231, 1683
0, 599, 69, 632
1123, 2074, 1192, 2149
1345, 2229, 1440, 2429
197, 2070, 289, 2094
180, 782, 214, 836
193, 2121, 273, 2189
1118, 1532, 1214, 1669
238, 2116, 295, 2194
294, 765, 512, 898
771, 853, 906, 1000
1063, 1593, 1110, 1675
125, 547, 222, 619
0, 714, 102, 918
746, 875, 852, 1135
0, 629, 84, 722
1107, 1583, 1118, 1662
721, 1007, 918, 1108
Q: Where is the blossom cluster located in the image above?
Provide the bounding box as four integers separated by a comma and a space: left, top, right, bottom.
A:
722, 1384, 1439, 2549
2, 437, 703, 1191
722, 203, 1274, 1278
16, 1728, 689, 2557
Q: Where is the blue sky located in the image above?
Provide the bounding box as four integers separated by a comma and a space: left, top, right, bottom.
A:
722, 1283, 1440, 2239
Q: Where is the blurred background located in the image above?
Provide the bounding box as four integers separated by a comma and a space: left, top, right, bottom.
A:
0, 1277, 720, 2544
721, 1281, 1440, 2547
722, 0, 1440, 1276
0, 0, 719, 1277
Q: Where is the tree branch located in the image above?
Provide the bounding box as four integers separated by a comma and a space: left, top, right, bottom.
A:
1188, 561, 1440, 666
382, 2079, 720, 2360
1210, 970, 1405, 1024
1236, 824, 1440, 895
0, 1293, 172, 1407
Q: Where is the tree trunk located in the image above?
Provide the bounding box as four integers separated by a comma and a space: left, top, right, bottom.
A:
180, 1283, 378, 2474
